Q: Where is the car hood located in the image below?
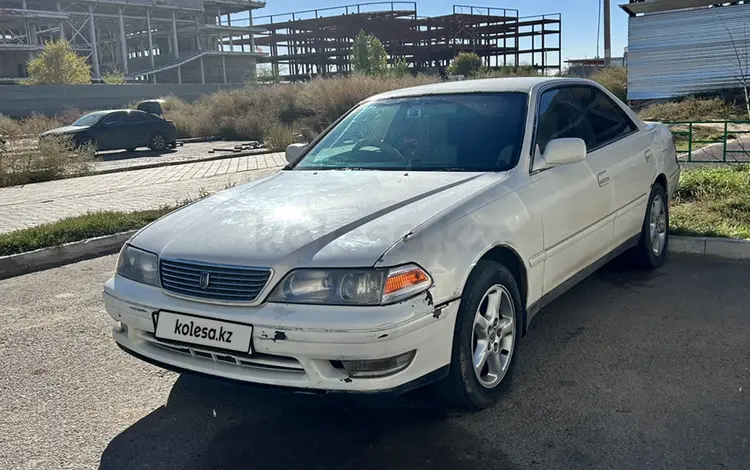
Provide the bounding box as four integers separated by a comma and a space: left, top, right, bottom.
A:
41, 125, 89, 136
131, 170, 506, 270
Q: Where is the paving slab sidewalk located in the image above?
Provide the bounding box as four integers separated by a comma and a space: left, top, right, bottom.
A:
0, 152, 286, 234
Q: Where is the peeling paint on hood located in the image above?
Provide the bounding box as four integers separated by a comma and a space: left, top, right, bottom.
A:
130, 170, 504, 270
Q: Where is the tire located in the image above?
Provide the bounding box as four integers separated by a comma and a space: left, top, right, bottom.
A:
148, 132, 168, 151
434, 261, 523, 410
630, 183, 669, 269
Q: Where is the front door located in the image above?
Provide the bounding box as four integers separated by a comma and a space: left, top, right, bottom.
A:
566, 86, 656, 246
531, 86, 615, 294
95, 111, 129, 150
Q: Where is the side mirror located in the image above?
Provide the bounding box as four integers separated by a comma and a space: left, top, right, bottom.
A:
541, 138, 587, 166
285, 143, 307, 162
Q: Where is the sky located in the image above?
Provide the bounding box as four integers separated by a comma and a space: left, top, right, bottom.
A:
251, 0, 630, 62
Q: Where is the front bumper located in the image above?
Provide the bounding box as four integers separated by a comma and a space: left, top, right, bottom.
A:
104, 275, 458, 393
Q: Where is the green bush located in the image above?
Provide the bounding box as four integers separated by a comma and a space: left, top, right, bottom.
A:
590, 66, 627, 102
448, 52, 483, 77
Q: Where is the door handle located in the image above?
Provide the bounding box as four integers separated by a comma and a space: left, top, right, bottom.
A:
597, 171, 610, 187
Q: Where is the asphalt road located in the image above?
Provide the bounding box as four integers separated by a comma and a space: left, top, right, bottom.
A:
0, 255, 748, 470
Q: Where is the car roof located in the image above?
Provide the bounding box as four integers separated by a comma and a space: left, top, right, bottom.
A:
85, 109, 144, 116
366, 77, 590, 102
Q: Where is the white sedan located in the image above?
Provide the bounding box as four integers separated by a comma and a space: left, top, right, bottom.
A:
104, 77, 679, 409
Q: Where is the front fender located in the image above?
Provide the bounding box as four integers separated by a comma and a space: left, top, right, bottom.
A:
377, 181, 544, 308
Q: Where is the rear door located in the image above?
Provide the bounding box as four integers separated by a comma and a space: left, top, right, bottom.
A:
124, 111, 156, 148
569, 86, 655, 245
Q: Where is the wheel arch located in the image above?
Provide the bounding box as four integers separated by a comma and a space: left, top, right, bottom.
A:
473, 244, 529, 335
654, 173, 667, 191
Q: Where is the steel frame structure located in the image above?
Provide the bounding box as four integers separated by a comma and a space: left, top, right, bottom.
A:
240, 2, 561, 80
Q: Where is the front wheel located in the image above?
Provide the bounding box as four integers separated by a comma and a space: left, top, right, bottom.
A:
148, 132, 168, 151
630, 183, 669, 269
435, 261, 522, 409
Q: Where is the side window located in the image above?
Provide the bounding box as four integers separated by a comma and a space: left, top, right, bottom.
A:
535, 88, 597, 154
126, 112, 152, 123
102, 112, 127, 126
569, 87, 637, 148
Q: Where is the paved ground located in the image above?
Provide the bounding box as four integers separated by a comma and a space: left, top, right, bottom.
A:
0, 254, 747, 469
93, 141, 263, 173
0, 152, 285, 234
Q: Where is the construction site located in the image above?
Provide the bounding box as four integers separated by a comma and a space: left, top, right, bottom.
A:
0, 0, 266, 84
1, 1, 562, 84
244, 2, 562, 81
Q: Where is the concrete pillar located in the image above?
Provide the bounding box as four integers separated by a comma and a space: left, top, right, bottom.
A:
196, 17, 202, 50
172, 12, 179, 58
88, 5, 101, 79
57, 2, 65, 40
177, 65, 182, 84
146, 8, 155, 69
222, 56, 227, 83
200, 56, 205, 84
603, 0, 612, 66
118, 8, 128, 74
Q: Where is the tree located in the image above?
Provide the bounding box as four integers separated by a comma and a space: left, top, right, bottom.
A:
102, 69, 126, 85
389, 58, 410, 78
447, 52, 483, 77
723, 21, 750, 119
23, 39, 91, 85
351, 30, 387, 76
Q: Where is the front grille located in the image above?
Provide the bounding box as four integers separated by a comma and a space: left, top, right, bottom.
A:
160, 258, 271, 303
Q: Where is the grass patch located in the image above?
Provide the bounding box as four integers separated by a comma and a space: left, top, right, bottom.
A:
670, 125, 735, 153
0, 208, 172, 257
638, 97, 745, 122
671, 165, 750, 239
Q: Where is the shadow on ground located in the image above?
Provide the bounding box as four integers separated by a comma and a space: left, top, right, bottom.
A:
97, 148, 177, 161
99, 376, 511, 470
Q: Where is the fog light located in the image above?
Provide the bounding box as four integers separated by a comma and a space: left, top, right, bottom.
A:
341, 351, 416, 378
114, 321, 128, 334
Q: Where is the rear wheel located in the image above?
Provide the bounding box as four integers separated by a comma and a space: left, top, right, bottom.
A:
435, 261, 522, 409
148, 132, 168, 151
630, 183, 669, 269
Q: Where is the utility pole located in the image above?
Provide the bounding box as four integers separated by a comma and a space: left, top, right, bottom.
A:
603, 0, 612, 66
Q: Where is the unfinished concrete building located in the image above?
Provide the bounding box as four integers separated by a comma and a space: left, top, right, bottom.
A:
246, 2, 562, 81
0, 0, 266, 84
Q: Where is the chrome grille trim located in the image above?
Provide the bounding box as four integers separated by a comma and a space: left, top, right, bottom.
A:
140, 332, 305, 373
160, 258, 271, 303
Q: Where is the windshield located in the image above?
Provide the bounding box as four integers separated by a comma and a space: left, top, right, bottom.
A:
293, 92, 528, 172
72, 113, 105, 127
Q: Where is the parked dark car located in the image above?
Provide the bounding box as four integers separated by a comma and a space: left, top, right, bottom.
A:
40, 109, 177, 152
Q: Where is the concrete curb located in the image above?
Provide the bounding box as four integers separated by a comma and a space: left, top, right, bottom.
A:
670, 235, 750, 259
91, 149, 277, 176
0, 230, 136, 280
1, 233, 748, 281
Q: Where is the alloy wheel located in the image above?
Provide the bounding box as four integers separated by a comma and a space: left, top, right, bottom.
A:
650, 194, 667, 256
470, 284, 516, 388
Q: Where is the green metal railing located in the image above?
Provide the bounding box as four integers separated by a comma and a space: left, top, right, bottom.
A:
662, 120, 750, 163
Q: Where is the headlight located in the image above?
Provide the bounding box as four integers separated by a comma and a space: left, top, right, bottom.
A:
116, 244, 160, 287
267, 264, 431, 306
